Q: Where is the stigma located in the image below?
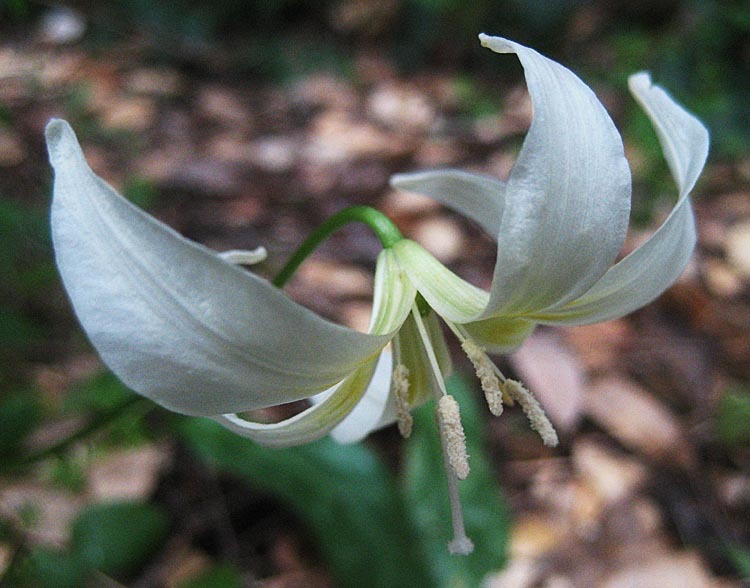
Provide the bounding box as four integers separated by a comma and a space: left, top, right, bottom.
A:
390, 302, 559, 556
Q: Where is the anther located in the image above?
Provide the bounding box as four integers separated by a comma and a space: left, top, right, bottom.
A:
392, 363, 413, 438
461, 339, 504, 416
438, 395, 470, 480
502, 379, 559, 447
219, 247, 268, 265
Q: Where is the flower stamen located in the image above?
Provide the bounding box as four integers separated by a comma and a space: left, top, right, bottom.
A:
219, 247, 268, 265
443, 320, 505, 416
460, 339, 504, 416
502, 379, 559, 447
438, 395, 470, 480
392, 363, 413, 438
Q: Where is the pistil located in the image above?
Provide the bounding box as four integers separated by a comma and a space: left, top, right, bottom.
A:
410, 305, 474, 555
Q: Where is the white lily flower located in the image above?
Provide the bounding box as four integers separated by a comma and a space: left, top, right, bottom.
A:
47, 34, 708, 556
345, 34, 708, 450
46, 119, 417, 448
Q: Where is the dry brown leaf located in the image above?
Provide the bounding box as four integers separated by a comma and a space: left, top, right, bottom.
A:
88, 445, 169, 501
572, 439, 646, 505
561, 319, 633, 372
367, 83, 435, 131
725, 220, 750, 278
601, 551, 731, 588
584, 377, 689, 464
296, 260, 373, 298
0, 483, 83, 547
303, 110, 408, 164
511, 330, 587, 433
484, 557, 540, 588
410, 215, 465, 263
509, 514, 568, 559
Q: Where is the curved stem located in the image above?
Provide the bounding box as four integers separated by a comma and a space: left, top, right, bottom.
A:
15, 395, 149, 468
273, 206, 403, 288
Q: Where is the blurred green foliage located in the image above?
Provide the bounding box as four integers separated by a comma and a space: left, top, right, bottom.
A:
1, 1, 747, 585
9, 501, 170, 587
0, 0, 32, 22
404, 374, 509, 585
179, 417, 436, 588
716, 385, 750, 447
607, 0, 750, 157
0, 195, 55, 357
726, 543, 750, 579
179, 375, 510, 587
0, 390, 43, 459
178, 562, 244, 588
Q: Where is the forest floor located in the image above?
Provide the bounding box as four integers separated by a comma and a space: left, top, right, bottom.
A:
1, 17, 749, 588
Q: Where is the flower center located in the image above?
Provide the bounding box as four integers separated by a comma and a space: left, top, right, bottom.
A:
391, 300, 559, 555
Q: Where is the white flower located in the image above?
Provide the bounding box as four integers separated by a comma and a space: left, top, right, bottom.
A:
47, 119, 416, 447
47, 34, 708, 555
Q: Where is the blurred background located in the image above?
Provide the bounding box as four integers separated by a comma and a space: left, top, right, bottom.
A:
1, 1, 749, 586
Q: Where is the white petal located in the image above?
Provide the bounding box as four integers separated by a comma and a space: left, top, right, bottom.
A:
390, 169, 505, 237
47, 119, 391, 416
325, 349, 396, 444
391, 239, 488, 323
214, 357, 379, 448
533, 73, 709, 325
478, 35, 632, 317
396, 309, 452, 407
321, 309, 453, 444
214, 249, 417, 446
462, 315, 536, 353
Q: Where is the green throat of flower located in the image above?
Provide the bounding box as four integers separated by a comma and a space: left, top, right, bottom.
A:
277, 205, 559, 556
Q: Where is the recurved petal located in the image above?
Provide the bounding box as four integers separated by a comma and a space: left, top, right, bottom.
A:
391, 239, 488, 323
215, 248, 417, 446
478, 35, 632, 318
325, 308, 454, 444
214, 358, 379, 448
324, 349, 395, 444
397, 309, 452, 406
532, 73, 709, 326
462, 315, 536, 353
47, 119, 392, 416
390, 169, 506, 237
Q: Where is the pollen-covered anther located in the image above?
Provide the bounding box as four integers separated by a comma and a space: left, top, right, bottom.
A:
219, 247, 268, 266
461, 339, 504, 416
438, 394, 470, 480
502, 379, 559, 447
392, 363, 413, 438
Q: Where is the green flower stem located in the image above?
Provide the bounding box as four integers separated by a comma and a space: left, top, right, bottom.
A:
14, 395, 150, 468
273, 205, 403, 288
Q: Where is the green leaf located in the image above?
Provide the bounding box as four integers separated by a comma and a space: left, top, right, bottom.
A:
403, 374, 510, 587
178, 562, 243, 588
0, 390, 42, 456
64, 371, 133, 413
71, 501, 170, 577
0, 308, 43, 351
726, 543, 750, 578
19, 548, 87, 588
178, 418, 435, 588
717, 386, 750, 447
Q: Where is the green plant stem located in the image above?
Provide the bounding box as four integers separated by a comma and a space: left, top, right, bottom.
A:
16, 395, 148, 467
273, 206, 403, 288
